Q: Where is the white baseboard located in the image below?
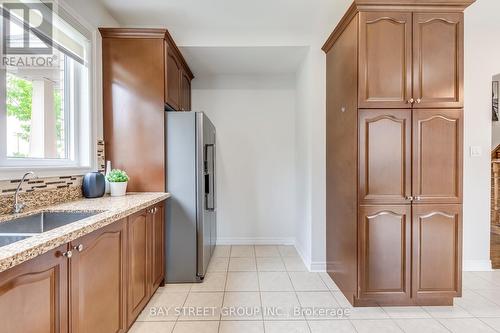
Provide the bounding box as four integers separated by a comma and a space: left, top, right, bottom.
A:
310, 261, 326, 272
463, 259, 493, 271
216, 237, 295, 245
294, 242, 312, 272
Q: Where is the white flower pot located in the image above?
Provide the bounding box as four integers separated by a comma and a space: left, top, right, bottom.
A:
109, 182, 128, 197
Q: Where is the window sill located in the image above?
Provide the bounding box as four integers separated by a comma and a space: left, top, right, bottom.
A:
0, 166, 93, 180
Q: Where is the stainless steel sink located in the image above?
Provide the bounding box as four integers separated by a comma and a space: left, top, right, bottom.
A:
0, 211, 100, 247
0, 235, 32, 247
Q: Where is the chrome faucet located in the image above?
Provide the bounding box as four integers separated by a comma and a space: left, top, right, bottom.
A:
13, 171, 37, 214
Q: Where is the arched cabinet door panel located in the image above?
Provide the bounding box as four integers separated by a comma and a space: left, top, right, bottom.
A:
127, 209, 150, 326
413, 13, 463, 108
413, 109, 463, 204
412, 204, 462, 304
359, 109, 412, 205
70, 220, 127, 333
359, 12, 412, 108
358, 205, 411, 304
0, 245, 68, 333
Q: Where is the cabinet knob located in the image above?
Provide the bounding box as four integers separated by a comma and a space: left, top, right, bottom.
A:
416, 98, 421, 104
407, 98, 415, 104
415, 196, 422, 201
405, 196, 414, 201
73, 244, 84, 252
62, 250, 73, 258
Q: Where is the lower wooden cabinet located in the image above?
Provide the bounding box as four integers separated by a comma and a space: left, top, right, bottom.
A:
358, 205, 411, 305
0, 200, 166, 332
357, 203, 462, 306
127, 209, 150, 326
70, 219, 127, 333
150, 203, 165, 291
0, 244, 69, 333
412, 204, 462, 304
127, 202, 166, 326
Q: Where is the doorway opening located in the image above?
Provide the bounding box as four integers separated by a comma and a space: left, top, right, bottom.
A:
491, 73, 500, 268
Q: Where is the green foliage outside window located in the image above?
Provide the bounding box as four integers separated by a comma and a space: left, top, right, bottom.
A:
6, 73, 64, 157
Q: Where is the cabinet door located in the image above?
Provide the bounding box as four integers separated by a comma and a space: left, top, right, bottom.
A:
70, 220, 126, 333
102, 37, 165, 192
150, 203, 165, 292
359, 110, 412, 205
413, 109, 463, 204
127, 210, 150, 326
165, 44, 181, 110
413, 204, 462, 304
180, 70, 191, 111
358, 12, 412, 108
0, 245, 68, 333
358, 205, 411, 304
413, 13, 463, 108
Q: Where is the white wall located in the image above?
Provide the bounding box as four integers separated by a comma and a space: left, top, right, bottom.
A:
463, 0, 500, 270
192, 75, 297, 244
62, 0, 118, 28
294, 0, 351, 270
61, 0, 119, 140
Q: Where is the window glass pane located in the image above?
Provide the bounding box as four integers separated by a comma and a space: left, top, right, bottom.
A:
1, 1, 91, 167
6, 73, 32, 157
5, 48, 69, 159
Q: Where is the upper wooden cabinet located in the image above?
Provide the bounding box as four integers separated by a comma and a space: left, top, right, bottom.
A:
413, 13, 463, 108
164, 36, 193, 111
181, 70, 192, 111
357, 12, 463, 109
359, 109, 411, 205
165, 46, 182, 110
413, 109, 463, 203
359, 12, 412, 108
100, 28, 194, 192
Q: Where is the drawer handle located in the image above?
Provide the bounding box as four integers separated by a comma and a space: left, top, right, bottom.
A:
62, 250, 73, 258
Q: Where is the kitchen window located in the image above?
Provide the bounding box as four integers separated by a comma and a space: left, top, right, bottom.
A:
0, 1, 93, 175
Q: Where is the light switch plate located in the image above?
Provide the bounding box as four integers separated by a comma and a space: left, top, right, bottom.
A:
470, 146, 482, 157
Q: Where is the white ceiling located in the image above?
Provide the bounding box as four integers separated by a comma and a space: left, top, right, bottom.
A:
99, 0, 340, 37
180, 46, 309, 76
98, 0, 349, 76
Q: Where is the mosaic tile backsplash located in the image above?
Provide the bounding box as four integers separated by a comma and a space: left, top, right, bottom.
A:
0, 140, 106, 216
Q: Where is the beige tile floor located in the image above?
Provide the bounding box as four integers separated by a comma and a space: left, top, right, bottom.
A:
129, 245, 500, 333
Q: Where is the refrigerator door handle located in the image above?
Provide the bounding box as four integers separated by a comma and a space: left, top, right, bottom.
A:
204, 144, 215, 211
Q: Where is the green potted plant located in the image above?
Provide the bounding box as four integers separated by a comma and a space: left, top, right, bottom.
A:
106, 169, 129, 197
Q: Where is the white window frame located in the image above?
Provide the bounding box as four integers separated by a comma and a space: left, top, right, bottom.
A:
0, 0, 97, 180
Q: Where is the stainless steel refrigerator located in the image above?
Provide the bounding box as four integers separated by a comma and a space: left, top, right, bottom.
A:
165, 111, 217, 282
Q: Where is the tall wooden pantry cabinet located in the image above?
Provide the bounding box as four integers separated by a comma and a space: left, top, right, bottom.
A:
323, 0, 474, 306
100, 28, 194, 192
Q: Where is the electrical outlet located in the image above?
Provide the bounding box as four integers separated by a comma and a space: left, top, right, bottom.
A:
470, 146, 482, 157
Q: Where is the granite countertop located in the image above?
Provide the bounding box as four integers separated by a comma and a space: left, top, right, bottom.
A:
0, 192, 171, 273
